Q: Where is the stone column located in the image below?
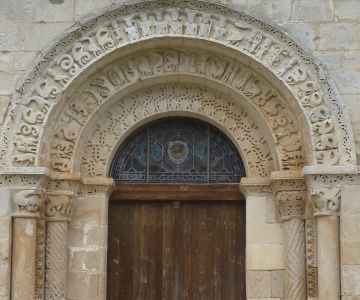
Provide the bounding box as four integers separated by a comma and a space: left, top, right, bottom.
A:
12, 188, 44, 300
44, 191, 73, 300
311, 187, 341, 300
271, 172, 306, 300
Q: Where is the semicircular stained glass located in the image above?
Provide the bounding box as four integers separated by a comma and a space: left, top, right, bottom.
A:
110, 118, 245, 183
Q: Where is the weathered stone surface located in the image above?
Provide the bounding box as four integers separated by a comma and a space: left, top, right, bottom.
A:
247, 222, 283, 244
334, 0, 360, 21
283, 23, 319, 51
248, 0, 292, 23
342, 241, 360, 265
247, 271, 271, 298
341, 214, 360, 242
247, 244, 285, 270
74, 0, 112, 20
68, 225, 107, 248
69, 248, 106, 273
67, 272, 101, 300
271, 270, 285, 298
317, 23, 360, 50
342, 265, 360, 296
22, 22, 73, 51
70, 195, 108, 227
0, 97, 9, 125
291, 0, 334, 22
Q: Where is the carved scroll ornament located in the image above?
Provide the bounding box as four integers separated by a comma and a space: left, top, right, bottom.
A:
5, 0, 353, 172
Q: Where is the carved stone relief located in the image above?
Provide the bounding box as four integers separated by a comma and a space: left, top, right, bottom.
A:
78, 83, 273, 177
46, 47, 305, 175
3, 0, 354, 173
311, 187, 341, 216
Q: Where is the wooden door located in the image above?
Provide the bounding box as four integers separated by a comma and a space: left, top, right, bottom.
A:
107, 199, 246, 300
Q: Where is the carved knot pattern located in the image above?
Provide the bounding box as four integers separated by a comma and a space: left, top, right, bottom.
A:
6, 0, 354, 173
311, 187, 341, 216
13, 189, 44, 215
46, 192, 73, 220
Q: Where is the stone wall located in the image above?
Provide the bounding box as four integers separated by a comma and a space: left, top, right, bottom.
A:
0, 0, 360, 300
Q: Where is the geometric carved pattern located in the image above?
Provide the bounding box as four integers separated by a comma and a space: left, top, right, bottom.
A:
5, 0, 354, 173
47, 46, 304, 176
305, 219, 318, 298
81, 83, 273, 177
45, 222, 67, 300
284, 218, 306, 300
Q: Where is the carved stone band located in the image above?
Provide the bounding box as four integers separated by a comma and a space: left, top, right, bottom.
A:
311, 187, 341, 217
271, 172, 307, 221
45, 191, 74, 221
13, 188, 44, 216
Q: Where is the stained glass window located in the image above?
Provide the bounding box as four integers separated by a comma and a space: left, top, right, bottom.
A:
110, 118, 245, 183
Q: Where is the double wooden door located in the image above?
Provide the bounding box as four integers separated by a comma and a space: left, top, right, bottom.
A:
107, 190, 246, 300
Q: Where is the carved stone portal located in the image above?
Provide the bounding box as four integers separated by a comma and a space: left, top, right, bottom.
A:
1, 1, 356, 300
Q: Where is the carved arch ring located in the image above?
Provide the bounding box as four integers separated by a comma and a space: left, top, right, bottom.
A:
3, 0, 356, 176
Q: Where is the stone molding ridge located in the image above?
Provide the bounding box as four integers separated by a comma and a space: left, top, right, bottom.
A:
310, 187, 341, 217
303, 164, 358, 175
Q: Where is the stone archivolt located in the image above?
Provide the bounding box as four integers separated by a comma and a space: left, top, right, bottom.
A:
1, 0, 354, 174
0, 2, 356, 300
80, 82, 274, 177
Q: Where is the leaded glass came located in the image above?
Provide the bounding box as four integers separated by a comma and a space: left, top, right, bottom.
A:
110, 118, 245, 183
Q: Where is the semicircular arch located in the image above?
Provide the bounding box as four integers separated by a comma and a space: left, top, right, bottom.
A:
3, 0, 355, 175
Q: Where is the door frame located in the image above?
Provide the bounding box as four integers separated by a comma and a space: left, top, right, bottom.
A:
110, 183, 244, 201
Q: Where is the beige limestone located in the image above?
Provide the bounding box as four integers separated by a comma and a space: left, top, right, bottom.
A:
318, 216, 341, 300
0, 0, 359, 299
11, 218, 37, 300
247, 271, 272, 298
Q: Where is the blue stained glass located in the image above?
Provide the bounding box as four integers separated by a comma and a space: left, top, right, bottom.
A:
110, 118, 245, 183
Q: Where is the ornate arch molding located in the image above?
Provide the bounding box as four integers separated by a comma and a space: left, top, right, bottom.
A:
1, 0, 355, 173
78, 81, 274, 177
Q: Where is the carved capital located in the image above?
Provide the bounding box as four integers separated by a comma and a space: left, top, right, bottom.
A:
45, 191, 74, 221
271, 172, 306, 221
275, 190, 306, 221
13, 188, 44, 216
311, 187, 341, 216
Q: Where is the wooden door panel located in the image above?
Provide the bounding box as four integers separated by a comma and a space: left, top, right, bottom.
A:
107, 201, 246, 300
